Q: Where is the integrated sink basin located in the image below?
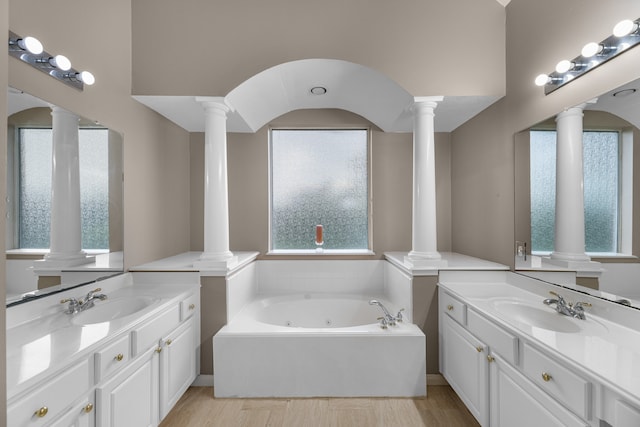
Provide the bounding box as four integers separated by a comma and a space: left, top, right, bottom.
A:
491, 300, 607, 334
71, 296, 157, 325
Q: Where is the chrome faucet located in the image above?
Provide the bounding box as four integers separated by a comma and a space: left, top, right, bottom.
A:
369, 299, 404, 328
61, 287, 107, 314
543, 291, 591, 320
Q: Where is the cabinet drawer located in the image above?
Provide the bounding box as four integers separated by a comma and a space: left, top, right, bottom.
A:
522, 343, 591, 420
132, 304, 180, 356
180, 293, 199, 321
467, 308, 518, 365
441, 291, 466, 325
8, 359, 90, 427
95, 334, 130, 383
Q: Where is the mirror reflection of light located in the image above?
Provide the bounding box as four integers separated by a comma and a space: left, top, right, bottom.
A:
19, 334, 51, 383
79, 322, 110, 351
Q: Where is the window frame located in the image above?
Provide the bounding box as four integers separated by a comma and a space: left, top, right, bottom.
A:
529, 127, 632, 256
8, 125, 111, 252
267, 126, 374, 255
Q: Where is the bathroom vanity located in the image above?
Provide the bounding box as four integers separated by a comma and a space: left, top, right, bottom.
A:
438, 270, 640, 427
6, 272, 200, 427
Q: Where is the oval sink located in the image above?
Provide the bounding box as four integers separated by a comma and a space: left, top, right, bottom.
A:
71, 296, 156, 325
492, 300, 584, 333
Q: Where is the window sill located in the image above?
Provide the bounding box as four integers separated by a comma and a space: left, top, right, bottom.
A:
531, 251, 638, 263
266, 249, 375, 256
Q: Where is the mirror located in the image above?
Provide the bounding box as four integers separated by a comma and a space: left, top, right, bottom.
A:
514, 77, 640, 309
5, 87, 124, 305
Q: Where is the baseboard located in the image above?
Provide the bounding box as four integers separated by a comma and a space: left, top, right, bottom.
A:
192, 374, 214, 387
427, 373, 448, 386
192, 374, 447, 389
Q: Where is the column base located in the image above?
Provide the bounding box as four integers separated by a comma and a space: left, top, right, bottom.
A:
404, 251, 448, 268
36, 252, 96, 268
193, 252, 239, 270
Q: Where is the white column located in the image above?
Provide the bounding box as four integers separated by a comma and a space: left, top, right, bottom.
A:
550, 105, 591, 263
194, 97, 237, 268
43, 106, 93, 266
406, 96, 445, 267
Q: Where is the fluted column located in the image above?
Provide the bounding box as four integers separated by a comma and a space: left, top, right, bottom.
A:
406, 96, 445, 267
550, 104, 591, 263
43, 106, 93, 266
194, 97, 237, 268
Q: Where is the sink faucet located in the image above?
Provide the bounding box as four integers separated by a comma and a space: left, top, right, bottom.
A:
61, 287, 107, 314
369, 299, 404, 328
543, 291, 591, 320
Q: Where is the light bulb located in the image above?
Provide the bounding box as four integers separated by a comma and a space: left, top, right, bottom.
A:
534, 74, 550, 87
50, 55, 71, 71
613, 19, 638, 37
581, 42, 602, 58
78, 71, 95, 85
555, 60, 573, 73
17, 36, 43, 55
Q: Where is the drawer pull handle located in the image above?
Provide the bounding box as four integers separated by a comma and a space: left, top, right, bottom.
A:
487, 355, 495, 363
115, 353, 124, 361
156, 346, 163, 353
84, 403, 94, 413
476, 346, 484, 353
541, 372, 553, 382
447, 305, 454, 311
189, 303, 196, 310
35, 406, 48, 418
166, 339, 173, 346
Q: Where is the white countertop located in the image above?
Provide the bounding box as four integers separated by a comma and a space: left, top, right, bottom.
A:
130, 251, 259, 276
385, 251, 509, 276
6, 273, 199, 399
438, 271, 640, 407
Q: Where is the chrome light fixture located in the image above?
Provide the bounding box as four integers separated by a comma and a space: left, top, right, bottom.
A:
8, 31, 95, 90
535, 17, 640, 95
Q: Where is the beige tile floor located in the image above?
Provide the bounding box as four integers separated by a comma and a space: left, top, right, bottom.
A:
160, 386, 480, 427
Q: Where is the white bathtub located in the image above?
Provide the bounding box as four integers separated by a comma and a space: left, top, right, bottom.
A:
213, 291, 426, 398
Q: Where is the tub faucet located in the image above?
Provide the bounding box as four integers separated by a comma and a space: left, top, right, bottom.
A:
543, 291, 591, 320
369, 299, 404, 327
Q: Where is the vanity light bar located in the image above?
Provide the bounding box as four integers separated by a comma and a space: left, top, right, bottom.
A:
536, 17, 640, 95
8, 31, 95, 91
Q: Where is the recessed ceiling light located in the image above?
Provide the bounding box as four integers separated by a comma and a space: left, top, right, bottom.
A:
310, 86, 327, 95
612, 88, 637, 97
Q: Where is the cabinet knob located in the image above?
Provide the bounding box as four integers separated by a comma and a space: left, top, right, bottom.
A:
35, 406, 48, 418
487, 355, 495, 363
541, 372, 553, 382
166, 339, 173, 346
156, 346, 163, 353
447, 305, 454, 311
189, 303, 196, 310
115, 353, 124, 361
476, 346, 484, 353
84, 403, 94, 413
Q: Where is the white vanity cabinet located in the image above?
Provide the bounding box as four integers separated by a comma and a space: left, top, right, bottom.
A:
440, 301, 489, 425
97, 294, 199, 427
439, 288, 590, 427
7, 282, 200, 427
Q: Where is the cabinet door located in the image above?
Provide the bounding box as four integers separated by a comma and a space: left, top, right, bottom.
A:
159, 317, 197, 420
441, 314, 489, 426
97, 349, 159, 427
489, 353, 588, 427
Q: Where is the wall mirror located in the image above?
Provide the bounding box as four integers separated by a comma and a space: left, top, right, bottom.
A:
514, 76, 640, 309
6, 87, 124, 305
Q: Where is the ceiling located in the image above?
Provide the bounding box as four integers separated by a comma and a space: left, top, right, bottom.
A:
133, 59, 502, 134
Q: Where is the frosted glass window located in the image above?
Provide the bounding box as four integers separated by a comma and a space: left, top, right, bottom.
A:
270, 129, 369, 251
18, 128, 110, 249
530, 130, 619, 253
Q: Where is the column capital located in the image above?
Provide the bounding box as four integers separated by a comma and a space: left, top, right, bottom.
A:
413, 96, 444, 107
196, 96, 233, 114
